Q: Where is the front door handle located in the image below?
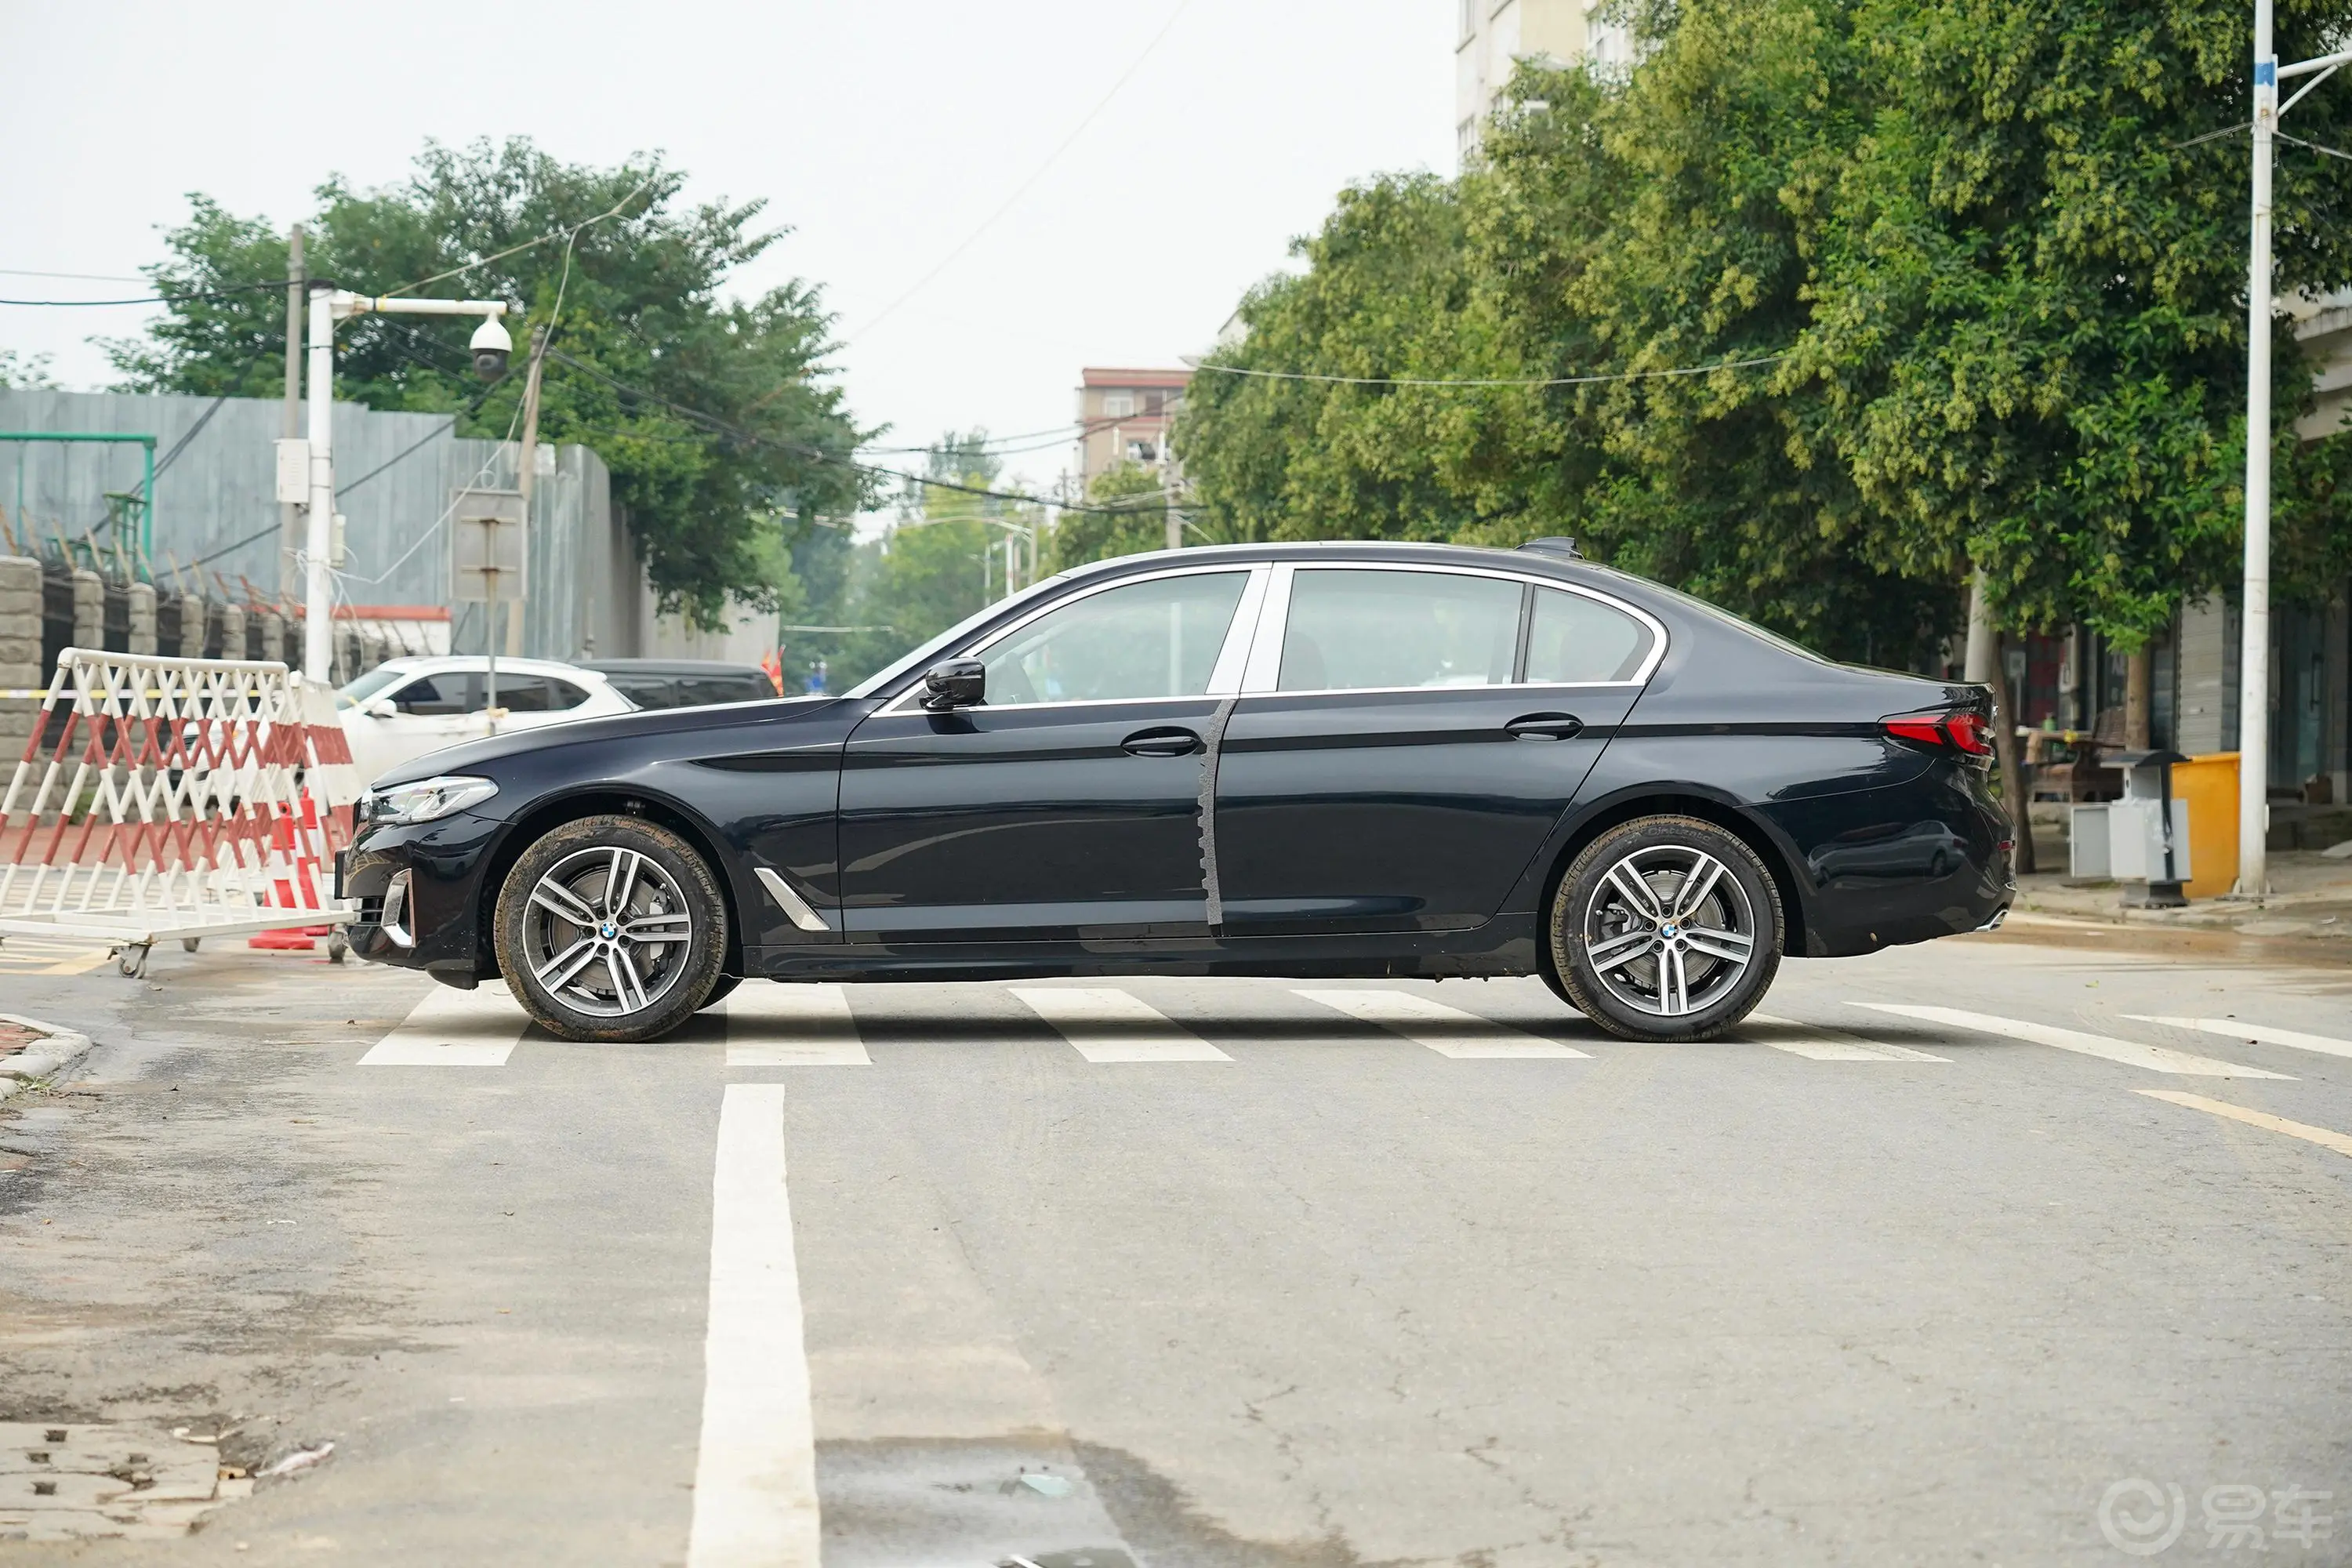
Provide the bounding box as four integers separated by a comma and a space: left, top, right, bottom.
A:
1505, 712, 1585, 740
1121, 726, 1203, 757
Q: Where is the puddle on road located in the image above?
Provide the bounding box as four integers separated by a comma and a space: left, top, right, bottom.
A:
0, 1421, 252, 1543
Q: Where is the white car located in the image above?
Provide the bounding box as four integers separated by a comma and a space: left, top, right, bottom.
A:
336, 656, 637, 786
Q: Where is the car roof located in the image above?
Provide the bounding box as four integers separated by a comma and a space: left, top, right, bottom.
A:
579, 659, 769, 677
367, 655, 611, 681
1054, 539, 1631, 594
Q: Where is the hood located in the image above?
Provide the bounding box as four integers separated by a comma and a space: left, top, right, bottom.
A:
365, 694, 864, 789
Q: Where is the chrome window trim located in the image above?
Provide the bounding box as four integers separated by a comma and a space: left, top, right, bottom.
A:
1239, 561, 1669, 696
879, 563, 1270, 716
1238, 563, 1297, 692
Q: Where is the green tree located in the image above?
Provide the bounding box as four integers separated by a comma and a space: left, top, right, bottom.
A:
1177, 0, 2352, 666
0, 350, 58, 388
827, 434, 1040, 685
103, 138, 873, 629
1795, 0, 2352, 647
1044, 461, 1175, 570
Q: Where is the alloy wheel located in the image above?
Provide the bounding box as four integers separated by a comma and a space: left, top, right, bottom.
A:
1581, 844, 1758, 1018
521, 845, 695, 1018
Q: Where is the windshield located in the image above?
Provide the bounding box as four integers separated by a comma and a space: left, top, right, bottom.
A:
844, 573, 1070, 699
336, 665, 415, 710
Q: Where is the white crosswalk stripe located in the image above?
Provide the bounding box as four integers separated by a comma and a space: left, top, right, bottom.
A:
1008, 986, 1233, 1062
2126, 1016, 2352, 1062
724, 983, 869, 1066
1853, 1004, 2291, 1078
1295, 989, 1590, 1058
1741, 1014, 1948, 1062
361, 985, 528, 1066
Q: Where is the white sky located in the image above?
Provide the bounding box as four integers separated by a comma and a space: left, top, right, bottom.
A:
0, 1, 1454, 514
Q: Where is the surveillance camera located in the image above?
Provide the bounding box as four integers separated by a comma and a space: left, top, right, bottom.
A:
470, 315, 514, 381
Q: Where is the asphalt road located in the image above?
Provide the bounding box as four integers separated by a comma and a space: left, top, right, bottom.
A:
3, 922, 2350, 1566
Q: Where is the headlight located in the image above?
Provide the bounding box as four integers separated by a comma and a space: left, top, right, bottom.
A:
361, 775, 499, 827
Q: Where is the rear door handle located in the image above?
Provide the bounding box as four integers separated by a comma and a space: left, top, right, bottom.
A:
1121, 726, 1202, 757
1505, 712, 1585, 740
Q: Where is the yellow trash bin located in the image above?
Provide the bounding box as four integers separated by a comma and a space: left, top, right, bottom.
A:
2171, 753, 2239, 899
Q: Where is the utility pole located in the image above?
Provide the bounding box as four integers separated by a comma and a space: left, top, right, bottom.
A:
301, 291, 511, 681
2238, 0, 2278, 897
2236, 14, 2349, 897
508, 325, 550, 659
279, 225, 304, 606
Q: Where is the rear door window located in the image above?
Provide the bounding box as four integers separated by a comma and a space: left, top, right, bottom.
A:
677, 675, 773, 707
1278, 569, 1521, 692
390, 673, 481, 715
496, 676, 589, 713
608, 676, 681, 710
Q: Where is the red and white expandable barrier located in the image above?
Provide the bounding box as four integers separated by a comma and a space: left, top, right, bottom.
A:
0, 648, 359, 976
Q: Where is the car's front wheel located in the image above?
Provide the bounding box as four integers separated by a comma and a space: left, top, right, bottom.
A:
494, 815, 728, 1043
1550, 815, 1782, 1042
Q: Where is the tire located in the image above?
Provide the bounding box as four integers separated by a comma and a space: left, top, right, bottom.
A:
493, 815, 728, 1043
699, 973, 743, 1011
1548, 814, 1782, 1043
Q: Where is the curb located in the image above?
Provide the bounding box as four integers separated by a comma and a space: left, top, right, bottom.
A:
0, 1012, 97, 1104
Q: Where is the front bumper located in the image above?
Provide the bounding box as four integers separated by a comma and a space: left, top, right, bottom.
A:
343, 809, 510, 985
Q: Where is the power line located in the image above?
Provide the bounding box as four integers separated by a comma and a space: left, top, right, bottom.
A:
2277, 129, 2352, 163
0, 267, 151, 283
541, 347, 1152, 516
844, 0, 1193, 343
380, 174, 659, 299
1189, 353, 1789, 388
0, 278, 295, 308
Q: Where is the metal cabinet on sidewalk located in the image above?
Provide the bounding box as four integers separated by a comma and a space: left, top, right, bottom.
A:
2070, 750, 2190, 906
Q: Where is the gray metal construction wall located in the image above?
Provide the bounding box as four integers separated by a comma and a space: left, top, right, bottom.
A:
0, 388, 633, 661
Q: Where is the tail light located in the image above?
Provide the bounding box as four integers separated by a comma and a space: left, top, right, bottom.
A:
1884, 710, 1994, 757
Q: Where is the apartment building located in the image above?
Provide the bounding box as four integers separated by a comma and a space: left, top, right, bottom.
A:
1075, 367, 1190, 485
1456, 0, 1626, 163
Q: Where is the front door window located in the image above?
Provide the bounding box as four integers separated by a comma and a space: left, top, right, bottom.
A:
980, 572, 1250, 705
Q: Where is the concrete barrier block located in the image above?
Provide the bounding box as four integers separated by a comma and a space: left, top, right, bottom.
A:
71, 569, 103, 648
129, 583, 158, 657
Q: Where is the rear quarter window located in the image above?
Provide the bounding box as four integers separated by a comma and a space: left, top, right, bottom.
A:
1524, 589, 1653, 683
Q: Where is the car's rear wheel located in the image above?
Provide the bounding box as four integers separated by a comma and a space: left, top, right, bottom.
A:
494, 815, 727, 1043
1549, 815, 1781, 1042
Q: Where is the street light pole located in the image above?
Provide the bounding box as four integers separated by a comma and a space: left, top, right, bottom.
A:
299, 292, 511, 681
2237, 23, 2350, 896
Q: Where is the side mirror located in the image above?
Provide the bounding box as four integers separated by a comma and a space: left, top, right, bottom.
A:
920, 658, 985, 712
363, 697, 399, 719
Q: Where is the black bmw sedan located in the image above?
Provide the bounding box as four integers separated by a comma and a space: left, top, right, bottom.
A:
342, 540, 2013, 1044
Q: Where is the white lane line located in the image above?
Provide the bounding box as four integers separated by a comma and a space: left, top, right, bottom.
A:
1294, 989, 1590, 1058
2127, 1016, 2352, 1062
2138, 1090, 2352, 1160
1743, 1014, 1948, 1062
1008, 986, 1232, 1062
1853, 1004, 2292, 1079
359, 985, 526, 1066
688, 1083, 821, 1568
724, 982, 869, 1067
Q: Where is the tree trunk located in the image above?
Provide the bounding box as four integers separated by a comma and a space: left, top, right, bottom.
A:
2123, 646, 2152, 750
1992, 630, 2036, 874
1963, 567, 1995, 684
